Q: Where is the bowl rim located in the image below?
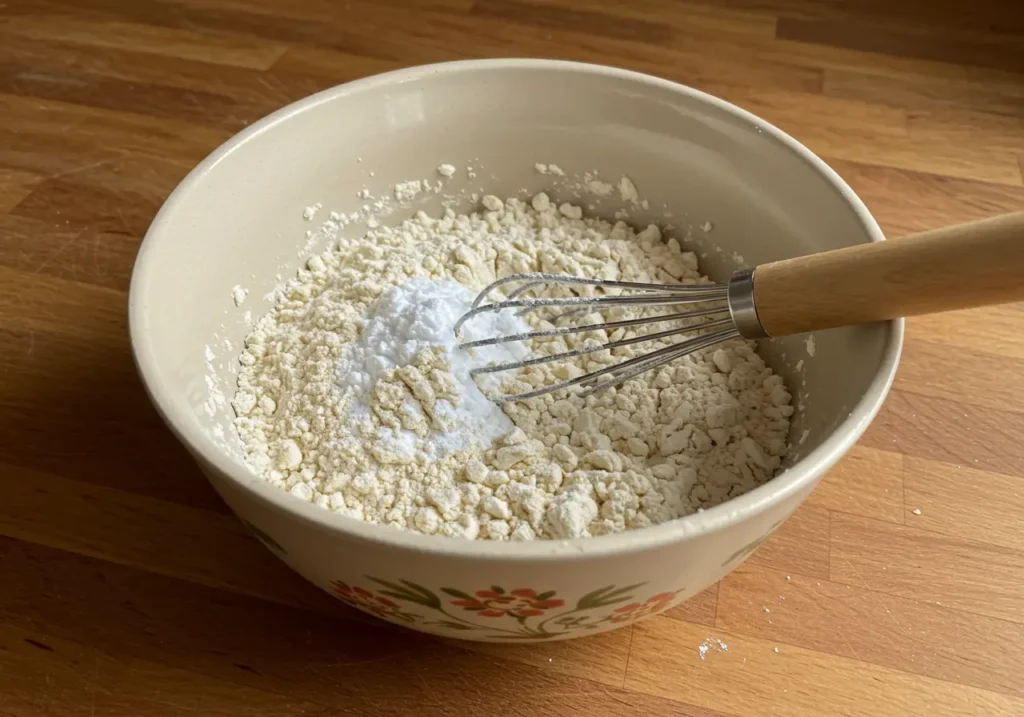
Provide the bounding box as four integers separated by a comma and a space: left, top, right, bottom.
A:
129, 57, 903, 561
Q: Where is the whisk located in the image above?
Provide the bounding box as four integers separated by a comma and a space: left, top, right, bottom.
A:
454, 211, 1024, 403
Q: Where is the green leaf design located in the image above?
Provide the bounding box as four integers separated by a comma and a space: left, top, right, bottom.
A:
575, 583, 645, 611
436, 620, 476, 631
369, 578, 417, 598
441, 588, 476, 601
721, 519, 786, 568
241, 520, 286, 555
491, 585, 505, 595
534, 590, 556, 601
491, 632, 561, 640
368, 578, 441, 609
399, 580, 442, 608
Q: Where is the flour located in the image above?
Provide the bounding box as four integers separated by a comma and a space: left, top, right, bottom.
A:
233, 194, 792, 540
618, 176, 639, 204
231, 285, 248, 307
805, 335, 816, 357
534, 163, 565, 176
698, 637, 728, 660
394, 180, 425, 202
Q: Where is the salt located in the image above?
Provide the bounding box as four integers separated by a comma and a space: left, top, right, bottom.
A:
336, 278, 530, 458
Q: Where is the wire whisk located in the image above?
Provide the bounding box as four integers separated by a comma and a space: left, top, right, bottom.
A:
454, 274, 739, 402
454, 212, 1024, 403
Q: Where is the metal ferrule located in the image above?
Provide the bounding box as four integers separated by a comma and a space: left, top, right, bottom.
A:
727, 269, 768, 339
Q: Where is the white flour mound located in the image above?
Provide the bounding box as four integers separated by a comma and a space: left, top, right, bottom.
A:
335, 278, 529, 462
232, 195, 793, 541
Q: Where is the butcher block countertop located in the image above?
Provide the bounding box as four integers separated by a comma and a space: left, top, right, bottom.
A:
2, 1, 1024, 715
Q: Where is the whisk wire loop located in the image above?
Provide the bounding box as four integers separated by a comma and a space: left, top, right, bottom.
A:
456, 272, 737, 402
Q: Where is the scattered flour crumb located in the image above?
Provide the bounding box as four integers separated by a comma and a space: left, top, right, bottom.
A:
394, 180, 424, 202
618, 176, 639, 203
764, 607, 770, 613
437, 163, 457, 178
535, 163, 565, 176
587, 178, 614, 196
303, 203, 322, 221
785, 575, 791, 581
774, 647, 780, 654
912, 508, 922, 515
703, 221, 713, 232
698, 637, 729, 660
231, 285, 248, 307
805, 335, 817, 357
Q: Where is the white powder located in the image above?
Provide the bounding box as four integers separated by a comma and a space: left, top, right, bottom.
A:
698, 637, 729, 660
335, 278, 529, 460
233, 194, 792, 540
437, 163, 457, 178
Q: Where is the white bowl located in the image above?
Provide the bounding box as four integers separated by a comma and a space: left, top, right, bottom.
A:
129, 59, 902, 642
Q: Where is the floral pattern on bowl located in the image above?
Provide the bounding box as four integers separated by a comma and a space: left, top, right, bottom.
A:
238, 516, 781, 640
328, 577, 684, 640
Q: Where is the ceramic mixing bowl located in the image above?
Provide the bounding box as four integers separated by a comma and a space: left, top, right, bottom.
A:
129, 59, 902, 642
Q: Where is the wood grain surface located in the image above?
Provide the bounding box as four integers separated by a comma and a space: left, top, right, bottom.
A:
1, 1, 1022, 715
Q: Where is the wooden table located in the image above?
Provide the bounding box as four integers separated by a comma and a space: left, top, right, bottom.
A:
2, 1, 1023, 715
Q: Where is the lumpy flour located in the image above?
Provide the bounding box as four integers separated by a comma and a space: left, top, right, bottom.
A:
232, 194, 793, 540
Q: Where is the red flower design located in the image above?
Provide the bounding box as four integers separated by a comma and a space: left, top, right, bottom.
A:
330, 581, 411, 622
609, 591, 678, 623
450, 587, 565, 618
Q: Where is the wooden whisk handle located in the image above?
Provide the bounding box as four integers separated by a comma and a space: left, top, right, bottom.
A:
751, 211, 1024, 337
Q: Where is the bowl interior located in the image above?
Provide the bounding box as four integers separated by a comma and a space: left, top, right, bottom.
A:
131, 60, 891, 533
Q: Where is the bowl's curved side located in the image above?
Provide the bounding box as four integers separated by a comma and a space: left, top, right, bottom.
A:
200, 455, 817, 641
129, 57, 902, 593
